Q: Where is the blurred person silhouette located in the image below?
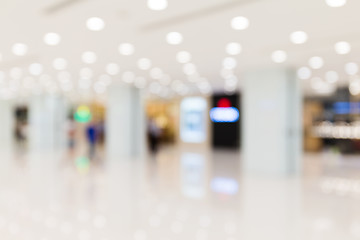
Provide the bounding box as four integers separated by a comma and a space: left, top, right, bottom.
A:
86, 120, 98, 159
67, 117, 77, 152
148, 118, 161, 154
15, 121, 26, 150
96, 120, 105, 147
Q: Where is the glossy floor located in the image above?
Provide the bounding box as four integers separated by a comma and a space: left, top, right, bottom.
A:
0, 147, 359, 240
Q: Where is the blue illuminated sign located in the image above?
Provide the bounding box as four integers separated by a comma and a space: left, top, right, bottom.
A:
334, 102, 360, 114
210, 107, 239, 123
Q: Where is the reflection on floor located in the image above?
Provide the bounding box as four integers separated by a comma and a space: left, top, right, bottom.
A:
0, 147, 360, 240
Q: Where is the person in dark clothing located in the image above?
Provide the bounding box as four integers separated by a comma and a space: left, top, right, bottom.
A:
86, 122, 97, 159
148, 118, 161, 154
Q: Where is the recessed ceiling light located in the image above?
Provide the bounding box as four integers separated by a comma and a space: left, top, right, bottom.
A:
53, 58, 67, 70
311, 77, 325, 90
79, 67, 93, 79
12, 43, 28, 56
345, 62, 359, 75
122, 71, 135, 83
58, 71, 71, 83
334, 41, 351, 55
176, 51, 191, 63
349, 78, 360, 95
118, 43, 135, 56
183, 63, 197, 76
166, 32, 183, 45
44, 32, 61, 46
297, 67, 312, 80
137, 58, 152, 70
93, 81, 107, 94
308, 56, 324, 69
325, 0, 346, 7
147, 0, 168, 11
159, 74, 171, 85
226, 42, 242, 55
271, 50, 287, 63
106, 63, 120, 76
86, 17, 105, 31
99, 74, 112, 86
325, 71, 339, 83
82, 51, 97, 64
134, 77, 147, 89
29, 63, 43, 76
290, 31, 308, 44
223, 57, 237, 69
231, 16, 249, 30
150, 67, 164, 79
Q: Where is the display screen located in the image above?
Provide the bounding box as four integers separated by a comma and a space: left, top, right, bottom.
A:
212, 94, 240, 148
180, 97, 207, 143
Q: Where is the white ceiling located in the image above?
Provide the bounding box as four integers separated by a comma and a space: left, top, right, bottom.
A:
0, 0, 359, 98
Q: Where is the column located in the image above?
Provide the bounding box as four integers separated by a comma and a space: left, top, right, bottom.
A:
106, 83, 146, 159
242, 68, 302, 175
28, 95, 68, 154
0, 100, 14, 155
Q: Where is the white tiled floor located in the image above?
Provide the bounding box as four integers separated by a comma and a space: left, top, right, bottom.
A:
1, 147, 360, 240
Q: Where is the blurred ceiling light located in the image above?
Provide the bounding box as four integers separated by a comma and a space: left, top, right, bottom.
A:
231, 16, 249, 30
82, 51, 97, 64
176, 51, 192, 63
99, 74, 112, 85
345, 62, 359, 75
122, 71, 135, 83
86, 17, 105, 31
79, 67, 93, 79
94, 81, 107, 94
150, 67, 164, 79
118, 43, 135, 56
325, 71, 339, 83
149, 82, 162, 94
226, 42, 242, 55
290, 31, 308, 44
29, 63, 43, 76
221, 68, 234, 79
137, 58, 152, 70
349, 78, 360, 95
222, 57, 237, 69
106, 63, 120, 75
309, 56, 324, 69
297, 67, 312, 80
58, 71, 71, 83
271, 50, 287, 63
159, 74, 171, 85
52, 58, 67, 70
183, 63, 197, 76
334, 41, 351, 55
12, 43, 28, 56
166, 32, 183, 45
134, 77, 147, 89
325, 0, 347, 7
43, 32, 61, 46
311, 77, 325, 90
310, 78, 336, 94
147, 0, 168, 11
